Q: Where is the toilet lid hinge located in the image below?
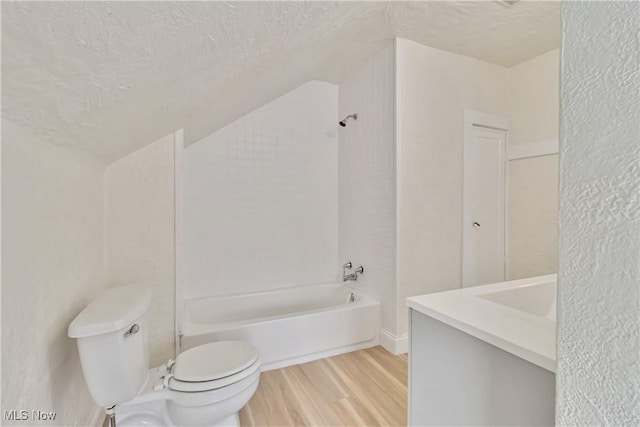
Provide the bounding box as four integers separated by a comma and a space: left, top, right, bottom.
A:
162, 373, 173, 389
154, 373, 173, 391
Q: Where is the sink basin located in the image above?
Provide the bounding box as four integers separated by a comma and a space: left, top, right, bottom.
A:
479, 281, 556, 321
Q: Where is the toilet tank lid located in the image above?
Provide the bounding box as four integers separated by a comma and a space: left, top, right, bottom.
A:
68, 285, 152, 338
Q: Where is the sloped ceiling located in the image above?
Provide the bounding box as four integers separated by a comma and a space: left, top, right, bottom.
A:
2, 1, 560, 163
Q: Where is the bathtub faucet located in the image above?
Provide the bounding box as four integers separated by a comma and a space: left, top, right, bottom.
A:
342, 262, 364, 282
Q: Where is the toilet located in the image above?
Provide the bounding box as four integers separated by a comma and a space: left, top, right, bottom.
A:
68, 285, 260, 427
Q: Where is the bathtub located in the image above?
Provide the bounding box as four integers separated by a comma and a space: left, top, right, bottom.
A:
180, 283, 380, 370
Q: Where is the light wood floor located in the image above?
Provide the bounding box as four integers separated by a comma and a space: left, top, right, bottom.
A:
239, 346, 408, 427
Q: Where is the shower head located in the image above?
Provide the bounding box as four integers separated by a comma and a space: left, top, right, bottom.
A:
339, 113, 358, 127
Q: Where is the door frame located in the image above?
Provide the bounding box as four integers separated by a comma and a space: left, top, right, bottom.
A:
462, 109, 509, 287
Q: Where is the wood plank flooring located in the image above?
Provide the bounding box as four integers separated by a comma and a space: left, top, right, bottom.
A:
239, 346, 408, 427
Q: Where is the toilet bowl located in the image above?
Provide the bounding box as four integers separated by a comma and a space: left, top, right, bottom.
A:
68, 285, 261, 427
118, 341, 261, 426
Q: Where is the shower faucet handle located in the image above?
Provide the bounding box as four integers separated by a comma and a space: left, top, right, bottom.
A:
342, 263, 364, 282
342, 262, 354, 282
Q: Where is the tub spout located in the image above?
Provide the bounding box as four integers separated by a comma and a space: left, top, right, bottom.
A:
345, 292, 356, 304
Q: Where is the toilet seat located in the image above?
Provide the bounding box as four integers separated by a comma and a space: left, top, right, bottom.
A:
166, 341, 260, 393
173, 341, 259, 382
168, 358, 261, 392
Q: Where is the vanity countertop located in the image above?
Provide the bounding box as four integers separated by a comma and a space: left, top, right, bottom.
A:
406, 274, 557, 372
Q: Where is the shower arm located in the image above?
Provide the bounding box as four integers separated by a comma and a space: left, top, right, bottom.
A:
339, 113, 358, 127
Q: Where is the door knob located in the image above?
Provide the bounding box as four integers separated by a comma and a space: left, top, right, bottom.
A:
472, 222, 481, 228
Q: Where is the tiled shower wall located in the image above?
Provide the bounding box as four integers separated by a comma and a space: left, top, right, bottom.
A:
338, 42, 398, 336
183, 81, 339, 299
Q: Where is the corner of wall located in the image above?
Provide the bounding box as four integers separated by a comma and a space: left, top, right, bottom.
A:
103, 133, 177, 366
173, 129, 184, 356
393, 37, 403, 339
338, 41, 399, 336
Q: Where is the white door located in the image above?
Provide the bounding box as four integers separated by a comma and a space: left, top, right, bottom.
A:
463, 125, 506, 287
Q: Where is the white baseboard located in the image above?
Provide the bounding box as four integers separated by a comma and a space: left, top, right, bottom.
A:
379, 329, 408, 355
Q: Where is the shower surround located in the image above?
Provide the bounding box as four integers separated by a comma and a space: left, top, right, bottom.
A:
180, 80, 385, 364
179, 46, 399, 364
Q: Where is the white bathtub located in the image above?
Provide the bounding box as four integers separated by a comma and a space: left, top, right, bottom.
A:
181, 283, 380, 370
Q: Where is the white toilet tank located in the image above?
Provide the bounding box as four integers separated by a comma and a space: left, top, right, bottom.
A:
68, 285, 152, 408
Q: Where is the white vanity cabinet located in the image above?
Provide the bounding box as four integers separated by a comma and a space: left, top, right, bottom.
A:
406, 275, 557, 426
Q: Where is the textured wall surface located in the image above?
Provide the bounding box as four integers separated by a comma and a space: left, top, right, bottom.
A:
339, 43, 397, 335
105, 135, 176, 366
507, 49, 559, 279
183, 81, 338, 299
557, 2, 640, 425
2, 2, 559, 163
1, 120, 105, 425
396, 39, 508, 335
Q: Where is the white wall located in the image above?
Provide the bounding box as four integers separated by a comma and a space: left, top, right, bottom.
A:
558, 2, 640, 425
396, 38, 508, 335
105, 134, 176, 367
1, 120, 105, 425
507, 155, 558, 279
507, 49, 559, 279
508, 49, 559, 148
338, 42, 398, 336
183, 81, 339, 299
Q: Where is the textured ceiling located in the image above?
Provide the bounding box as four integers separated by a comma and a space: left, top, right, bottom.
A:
2, 1, 560, 162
